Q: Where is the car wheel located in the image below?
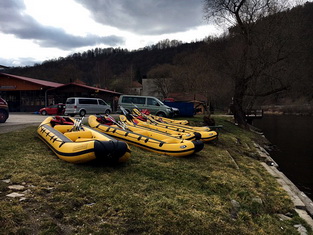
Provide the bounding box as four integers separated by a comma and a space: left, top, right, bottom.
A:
41, 110, 47, 115
156, 112, 166, 117
79, 110, 86, 117
0, 110, 8, 123
105, 109, 111, 114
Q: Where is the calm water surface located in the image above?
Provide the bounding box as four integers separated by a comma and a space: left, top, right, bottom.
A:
254, 115, 313, 199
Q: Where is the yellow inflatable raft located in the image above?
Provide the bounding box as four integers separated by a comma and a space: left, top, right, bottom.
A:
131, 109, 218, 142
88, 115, 204, 157
37, 116, 131, 164
120, 114, 199, 140
150, 114, 189, 125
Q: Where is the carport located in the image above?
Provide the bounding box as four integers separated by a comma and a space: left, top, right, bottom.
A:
46, 83, 122, 112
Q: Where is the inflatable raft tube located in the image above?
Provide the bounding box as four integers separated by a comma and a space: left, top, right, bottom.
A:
88, 115, 204, 157
119, 114, 200, 141
131, 109, 218, 142
37, 116, 131, 164
150, 114, 189, 125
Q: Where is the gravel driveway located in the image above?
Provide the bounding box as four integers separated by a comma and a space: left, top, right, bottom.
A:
0, 113, 47, 134
0, 113, 96, 134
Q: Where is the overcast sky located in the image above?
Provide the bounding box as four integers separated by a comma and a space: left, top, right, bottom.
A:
0, 0, 222, 67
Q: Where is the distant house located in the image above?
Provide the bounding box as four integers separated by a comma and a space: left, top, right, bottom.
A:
125, 81, 143, 95
141, 78, 163, 100
0, 73, 121, 112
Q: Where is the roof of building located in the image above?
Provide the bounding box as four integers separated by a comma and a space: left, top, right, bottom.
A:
50, 82, 122, 95
131, 81, 143, 88
0, 73, 121, 95
0, 72, 63, 88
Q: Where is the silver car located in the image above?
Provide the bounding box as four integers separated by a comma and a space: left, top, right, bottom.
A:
118, 95, 174, 117
65, 97, 111, 117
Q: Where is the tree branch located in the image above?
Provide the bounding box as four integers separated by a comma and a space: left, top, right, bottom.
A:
245, 85, 290, 97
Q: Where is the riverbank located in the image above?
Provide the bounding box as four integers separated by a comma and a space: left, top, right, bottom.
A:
0, 115, 312, 233
262, 104, 313, 116
254, 141, 313, 228
253, 114, 313, 217
220, 114, 313, 229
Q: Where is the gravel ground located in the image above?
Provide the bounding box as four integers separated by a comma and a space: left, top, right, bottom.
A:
0, 113, 102, 134
0, 113, 47, 134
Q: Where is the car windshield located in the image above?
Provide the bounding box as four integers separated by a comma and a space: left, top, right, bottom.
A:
98, 100, 108, 105
66, 98, 75, 104
154, 98, 164, 106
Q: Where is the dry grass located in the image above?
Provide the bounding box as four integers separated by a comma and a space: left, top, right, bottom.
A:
0, 116, 311, 234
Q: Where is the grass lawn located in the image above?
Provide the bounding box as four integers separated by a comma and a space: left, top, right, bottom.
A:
0, 115, 311, 234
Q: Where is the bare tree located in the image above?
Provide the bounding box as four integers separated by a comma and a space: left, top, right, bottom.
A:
203, 0, 294, 126
92, 60, 112, 88
172, 49, 231, 106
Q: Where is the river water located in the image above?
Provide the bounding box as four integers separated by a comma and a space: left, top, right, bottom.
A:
253, 115, 313, 200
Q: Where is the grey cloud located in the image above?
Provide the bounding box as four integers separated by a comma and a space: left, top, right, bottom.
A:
0, 0, 124, 50
32, 29, 124, 50
75, 0, 205, 35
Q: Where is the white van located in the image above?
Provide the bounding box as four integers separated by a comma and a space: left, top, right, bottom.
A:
118, 95, 174, 117
64, 97, 112, 117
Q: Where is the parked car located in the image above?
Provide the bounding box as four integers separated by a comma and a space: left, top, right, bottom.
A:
64, 97, 112, 117
172, 107, 180, 117
39, 103, 65, 115
0, 97, 9, 123
118, 95, 174, 117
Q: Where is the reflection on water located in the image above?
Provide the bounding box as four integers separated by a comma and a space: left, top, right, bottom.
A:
254, 115, 313, 199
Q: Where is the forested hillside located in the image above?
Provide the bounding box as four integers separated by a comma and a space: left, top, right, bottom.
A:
5, 40, 203, 93
4, 2, 313, 112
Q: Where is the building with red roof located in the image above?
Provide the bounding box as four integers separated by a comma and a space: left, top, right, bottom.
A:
0, 73, 121, 112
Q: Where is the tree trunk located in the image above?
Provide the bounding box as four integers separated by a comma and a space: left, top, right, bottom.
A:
233, 79, 247, 127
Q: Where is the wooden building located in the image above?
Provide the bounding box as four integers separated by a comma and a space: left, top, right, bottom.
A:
0, 73, 62, 112
0, 73, 121, 112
